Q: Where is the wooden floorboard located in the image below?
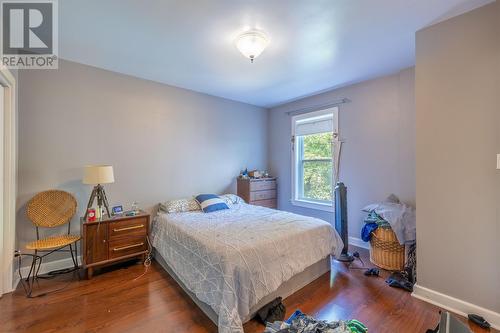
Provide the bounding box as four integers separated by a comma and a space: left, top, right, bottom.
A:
0, 247, 495, 333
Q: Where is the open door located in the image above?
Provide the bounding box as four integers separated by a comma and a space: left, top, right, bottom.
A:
0, 85, 4, 297
0, 69, 16, 297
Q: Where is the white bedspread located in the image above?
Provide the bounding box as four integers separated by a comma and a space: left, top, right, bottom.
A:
151, 203, 342, 333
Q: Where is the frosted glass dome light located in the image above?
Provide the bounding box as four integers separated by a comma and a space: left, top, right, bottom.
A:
235, 30, 269, 63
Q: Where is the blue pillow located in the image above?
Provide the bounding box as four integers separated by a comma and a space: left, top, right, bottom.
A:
195, 194, 229, 213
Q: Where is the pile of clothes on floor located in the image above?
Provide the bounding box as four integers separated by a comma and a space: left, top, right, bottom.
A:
361, 194, 417, 291
263, 310, 367, 333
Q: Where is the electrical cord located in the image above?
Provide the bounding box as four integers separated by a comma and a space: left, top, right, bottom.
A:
345, 251, 382, 277
42, 266, 79, 277
346, 251, 371, 270
133, 235, 152, 281
353, 251, 364, 266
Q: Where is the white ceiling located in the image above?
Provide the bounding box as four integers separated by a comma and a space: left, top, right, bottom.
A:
59, 0, 493, 107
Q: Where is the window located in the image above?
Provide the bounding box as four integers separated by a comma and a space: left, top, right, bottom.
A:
291, 107, 338, 211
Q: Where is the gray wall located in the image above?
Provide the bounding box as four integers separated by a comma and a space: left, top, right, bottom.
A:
268, 68, 416, 240
416, 1, 500, 312
17, 60, 268, 259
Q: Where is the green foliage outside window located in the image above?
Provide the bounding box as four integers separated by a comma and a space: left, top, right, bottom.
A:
300, 132, 333, 202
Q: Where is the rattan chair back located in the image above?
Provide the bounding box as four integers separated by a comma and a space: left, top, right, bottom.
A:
26, 190, 77, 228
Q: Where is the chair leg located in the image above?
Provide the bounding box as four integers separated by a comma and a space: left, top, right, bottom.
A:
72, 242, 81, 280
26, 255, 37, 297
74, 242, 79, 268
28, 252, 42, 297
25, 255, 36, 282
35, 253, 43, 278
69, 243, 78, 269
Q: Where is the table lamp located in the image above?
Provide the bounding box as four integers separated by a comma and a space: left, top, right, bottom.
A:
83, 165, 114, 220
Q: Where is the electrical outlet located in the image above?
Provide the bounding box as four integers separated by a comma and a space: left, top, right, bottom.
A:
497, 154, 500, 170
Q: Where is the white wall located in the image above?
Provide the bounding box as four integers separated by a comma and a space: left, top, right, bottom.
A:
415, 1, 500, 315
17, 60, 268, 262
268, 68, 416, 241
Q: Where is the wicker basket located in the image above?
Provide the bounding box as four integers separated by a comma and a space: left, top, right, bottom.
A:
369, 227, 405, 271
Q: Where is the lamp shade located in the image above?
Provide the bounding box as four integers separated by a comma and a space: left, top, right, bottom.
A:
83, 165, 114, 185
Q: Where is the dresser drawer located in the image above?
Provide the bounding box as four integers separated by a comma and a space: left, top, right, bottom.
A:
109, 217, 147, 240
250, 180, 276, 191
251, 199, 277, 208
250, 189, 276, 201
108, 236, 147, 259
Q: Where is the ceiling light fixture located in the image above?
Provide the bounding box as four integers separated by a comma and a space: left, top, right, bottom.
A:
235, 30, 269, 63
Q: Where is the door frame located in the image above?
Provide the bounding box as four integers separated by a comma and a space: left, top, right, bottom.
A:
0, 67, 16, 296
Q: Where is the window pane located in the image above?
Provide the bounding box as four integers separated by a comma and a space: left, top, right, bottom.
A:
303, 132, 333, 160
301, 160, 333, 202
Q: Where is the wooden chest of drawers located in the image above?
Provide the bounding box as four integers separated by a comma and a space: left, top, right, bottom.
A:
237, 177, 277, 209
81, 212, 150, 279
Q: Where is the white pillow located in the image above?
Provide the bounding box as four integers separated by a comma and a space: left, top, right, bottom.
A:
220, 193, 243, 205
159, 198, 200, 213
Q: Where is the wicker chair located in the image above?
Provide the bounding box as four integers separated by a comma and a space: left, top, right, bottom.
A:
25, 190, 80, 296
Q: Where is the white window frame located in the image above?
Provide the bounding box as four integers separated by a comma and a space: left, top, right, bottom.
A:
291, 107, 339, 212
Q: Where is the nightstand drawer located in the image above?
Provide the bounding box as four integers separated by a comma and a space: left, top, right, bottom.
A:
109, 217, 147, 240
250, 189, 276, 201
250, 180, 276, 191
108, 236, 147, 259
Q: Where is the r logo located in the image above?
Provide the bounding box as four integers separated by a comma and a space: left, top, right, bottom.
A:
2, 2, 53, 54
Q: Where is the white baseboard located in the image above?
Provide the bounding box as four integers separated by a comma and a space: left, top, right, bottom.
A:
348, 236, 370, 250
12, 256, 82, 292
12, 276, 19, 293
412, 284, 500, 330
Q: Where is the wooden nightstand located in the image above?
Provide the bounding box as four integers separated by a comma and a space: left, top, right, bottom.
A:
237, 177, 277, 208
81, 211, 150, 279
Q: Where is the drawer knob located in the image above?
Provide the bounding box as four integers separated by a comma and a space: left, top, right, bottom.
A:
113, 242, 144, 252
113, 224, 144, 232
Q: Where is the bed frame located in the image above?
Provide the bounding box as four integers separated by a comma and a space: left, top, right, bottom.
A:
154, 251, 331, 325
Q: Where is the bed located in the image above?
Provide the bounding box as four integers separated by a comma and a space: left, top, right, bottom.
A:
151, 200, 343, 333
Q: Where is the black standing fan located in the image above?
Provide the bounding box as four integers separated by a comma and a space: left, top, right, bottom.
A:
334, 182, 354, 262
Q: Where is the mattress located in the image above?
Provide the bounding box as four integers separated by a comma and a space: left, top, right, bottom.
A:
151, 202, 343, 333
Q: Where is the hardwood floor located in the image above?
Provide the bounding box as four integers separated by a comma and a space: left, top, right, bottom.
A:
0, 247, 495, 333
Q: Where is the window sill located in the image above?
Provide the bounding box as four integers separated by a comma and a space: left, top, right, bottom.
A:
290, 199, 334, 212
